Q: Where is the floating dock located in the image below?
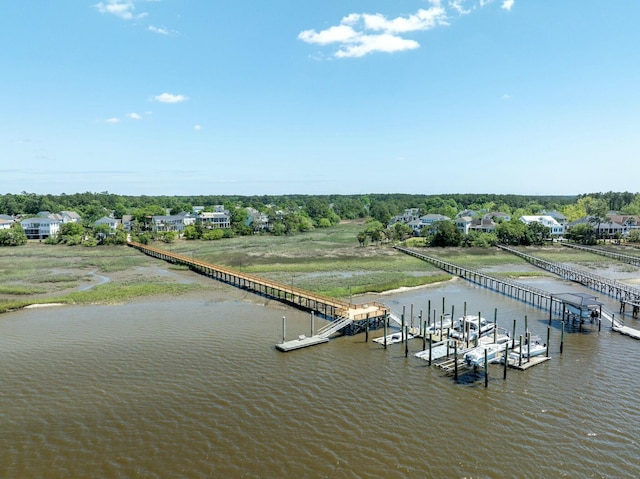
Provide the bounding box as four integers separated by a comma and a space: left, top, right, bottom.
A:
276, 335, 329, 352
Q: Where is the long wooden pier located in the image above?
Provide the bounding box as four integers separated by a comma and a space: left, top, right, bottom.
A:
497, 245, 640, 303
128, 241, 389, 329
394, 246, 555, 310
561, 243, 640, 267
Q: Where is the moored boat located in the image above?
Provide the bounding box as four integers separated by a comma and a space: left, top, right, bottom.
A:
449, 315, 496, 342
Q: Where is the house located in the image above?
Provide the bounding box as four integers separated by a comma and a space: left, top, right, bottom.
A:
483, 212, 511, 223
408, 214, 450, 235
122, 215, 135, 232
198, 206, 231, 229
245, 207, 269, 232
94, 217, 119, 232
60, 211, 82, 223
0, 218, 13, 230
151, 212, 196, 232
608, 215, 640, 236
520, 215, 565, 237
456, 209, 479, 219
20, 217, 61, 239
542, 210, 568, 226
455, 216, 474, 234
388, 208, 421, 227
469, 217, 498, 234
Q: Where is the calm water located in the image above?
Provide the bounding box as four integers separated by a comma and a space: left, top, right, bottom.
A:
2, 278, 640, 478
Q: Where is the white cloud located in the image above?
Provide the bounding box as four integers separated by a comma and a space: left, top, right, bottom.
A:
105, 117, 120, 124
154, 93, 188, 103
501, 0, 515, 11
149, 25, 169, 35
337, 34, 420, 58
299, 1, 447, 58
128, 112, 142, 120
94, 0, 139, 20
501, 93, 511, 100
194, 124, 202, 131
449, 0, 472, 15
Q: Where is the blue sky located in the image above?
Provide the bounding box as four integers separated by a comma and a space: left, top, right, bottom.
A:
1, 1, 639, 196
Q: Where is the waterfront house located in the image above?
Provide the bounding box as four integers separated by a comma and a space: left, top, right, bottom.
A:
408, 214, 451, 235
197, 206, 231, 229
0, 217, 13, 230
20, 217, 61, 239
520, 215, 565, 237
94, 217, 119, 232
151, 212, 196, 233
245, 207, 269, 232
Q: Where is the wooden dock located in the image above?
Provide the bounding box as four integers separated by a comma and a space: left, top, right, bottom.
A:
128, 241, 390, 334
562, 243, 640, 268
497, 244, 640, 303
394, 246, 555, 309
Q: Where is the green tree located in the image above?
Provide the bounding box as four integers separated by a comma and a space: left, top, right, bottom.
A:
496, 219, 528, 245
0, 223, 28, 246
429, 221, 462, 247
627, 229, 640, 243
566, 223, 596, 245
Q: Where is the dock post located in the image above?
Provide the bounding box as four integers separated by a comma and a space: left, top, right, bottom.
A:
311, 311, 314, 337
405, 326, 409, 358
454, 347, 458, 381
484, 349, 489, 387
525, 315, 528, 334
383, 314, 388, 350
422, 320, 427, 351
451, 304, 455, 322
546, 327, 551, 358
401, 312, 405, 347
427, 300, 431, 327
476, 312, 481, 347
527, 332, 531, 364
598, 317, 601, 332
442, 297, 445, 316
410, 304, 414, 329
503, 344, 509, 380
560, 321, 564, 354
549, 295, 553, 325
282, 316, 286, 343
512, 319, 517, 349
519, 335, 523, 366
428, 334, 433, 366
419, 310, 423, 336
365, 313, 369, 342
464, 301, 467, 317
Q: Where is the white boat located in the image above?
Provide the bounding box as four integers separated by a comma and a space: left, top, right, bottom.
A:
414, 340, 466, 361
423, 313, 458, 336
373, 331, 414, 345
463, 334, 512, 367
509, 337, 546, 361
449, 315, 496, 342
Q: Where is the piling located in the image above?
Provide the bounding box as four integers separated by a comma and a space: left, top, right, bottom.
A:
365, 313, 369, 342
464, 301, 467, 316
410, 304, 414, 329
428, 334, 433, 366
560, 321, 564, 354
405, 326, 409, 358
546, 327, 551, 358
519, 335, 524, 366
503, 344, 509, 380
454, 347, 458, 380
512, 319, 517, 349
383, 316, 388, 350
311, 311, 314, 336
422, 320, 427, 350
484, 349, 489, 387
282, 316, 286, 343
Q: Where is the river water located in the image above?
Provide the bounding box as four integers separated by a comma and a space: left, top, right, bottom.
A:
1, 276, 640, 478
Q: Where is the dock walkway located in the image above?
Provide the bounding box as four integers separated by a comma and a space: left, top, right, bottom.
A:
128, 241, 389, 331
497, 245, 640, 303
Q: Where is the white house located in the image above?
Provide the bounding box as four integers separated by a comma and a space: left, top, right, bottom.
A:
94, 216, 119, 232
0, 218, 13, 230
151, 212, 196, 232
408, 214, 451, 234
20, 217, 61, 239
520, 215, 565, 237
198, 206, 231, 229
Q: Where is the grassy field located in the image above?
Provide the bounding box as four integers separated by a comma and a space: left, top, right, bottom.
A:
2, 221, 574, 313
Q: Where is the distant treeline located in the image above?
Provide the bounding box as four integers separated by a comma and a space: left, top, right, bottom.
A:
1, 190, 639, 225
